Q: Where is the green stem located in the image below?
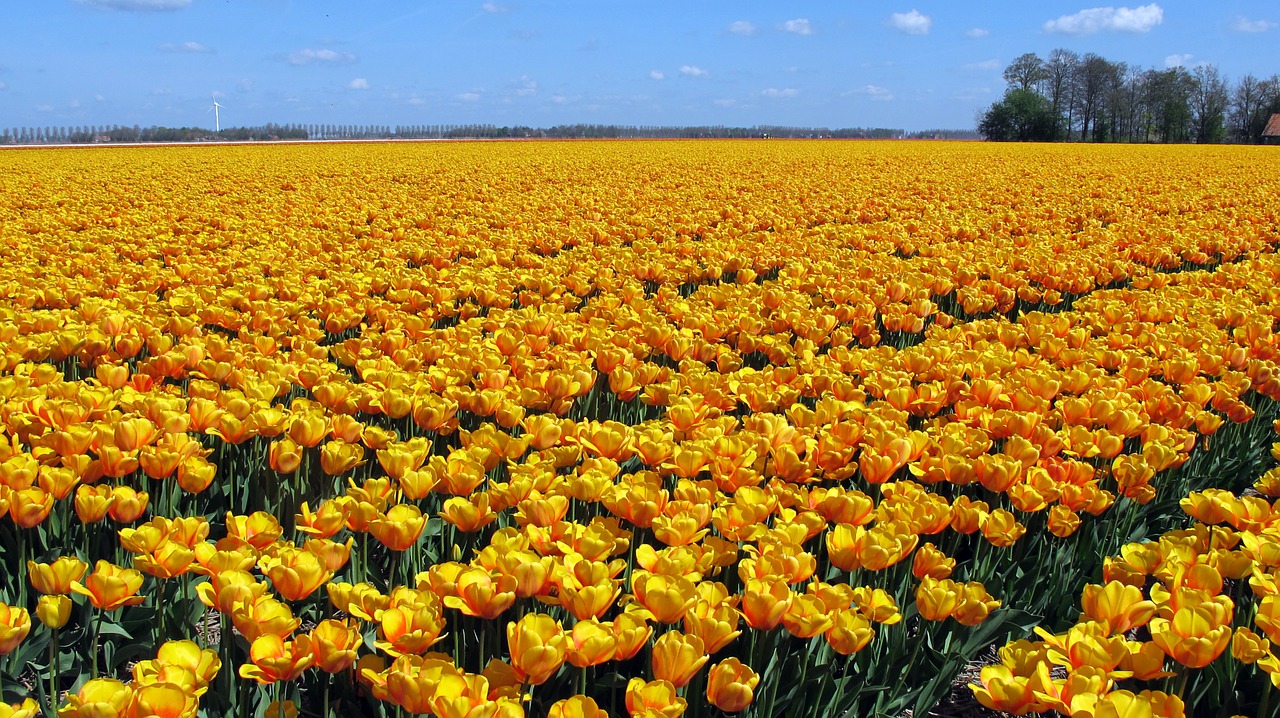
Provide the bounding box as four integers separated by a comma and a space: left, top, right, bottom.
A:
90, 608, 105, 680
48, 626, 59, 713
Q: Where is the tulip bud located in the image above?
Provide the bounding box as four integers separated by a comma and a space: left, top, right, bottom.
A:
36, 594, 72, 630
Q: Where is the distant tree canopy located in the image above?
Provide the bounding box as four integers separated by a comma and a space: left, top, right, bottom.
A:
979, 50, 1280, 144
978, 89, 1056, 142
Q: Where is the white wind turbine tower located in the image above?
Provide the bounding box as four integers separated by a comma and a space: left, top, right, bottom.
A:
208, 95, 225, 132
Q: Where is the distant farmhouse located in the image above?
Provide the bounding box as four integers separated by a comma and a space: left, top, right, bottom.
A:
1265, 114, 1280, 145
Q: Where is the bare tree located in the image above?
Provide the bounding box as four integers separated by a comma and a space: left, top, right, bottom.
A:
1042, 49, 1079, 140
1231, 74, 1264, 142
1190, 65, 1229, 143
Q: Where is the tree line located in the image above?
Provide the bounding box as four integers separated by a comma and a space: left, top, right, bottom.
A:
978, 50, 1280, 143
0, 123, 926, 145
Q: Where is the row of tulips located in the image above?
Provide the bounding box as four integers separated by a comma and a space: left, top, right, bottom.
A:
972, 454, 1280, 717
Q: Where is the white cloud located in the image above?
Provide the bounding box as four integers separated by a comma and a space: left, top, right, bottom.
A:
348, 78, 369, 90
1043, 4, 1163, 34
649, 70, 665, 80
863, 85, 895, 101
458, 92, 481, 102
76, 0, 189, 10
94, 94, 106, 101
781, 18, 813, 35
288, 48, 357, 65
35, 104, 53, 112
680, 65, 709, 78
513, 76, 537, 96
407, 97, 426, 106
551, 93, 572, 104
964, 59, 1001, 71
889, 10, 932, 35
729, 20, 757, 36
159, 41, 212, 53
762, 88, 799, 98
481, 2, 511, 13
966, 27, 990, 37
0, 82, 6, 91
713, 98, 736, 107
1164, 53, 1193, 69
1231, 17, 1274, 32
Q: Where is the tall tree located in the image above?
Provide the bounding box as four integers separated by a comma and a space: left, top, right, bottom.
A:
1190, 64, 1229, 143
1004, 53, 1047, 91
1042, 49, 1080, 140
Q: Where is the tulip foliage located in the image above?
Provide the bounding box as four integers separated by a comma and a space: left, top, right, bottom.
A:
0, 140, 1279, 718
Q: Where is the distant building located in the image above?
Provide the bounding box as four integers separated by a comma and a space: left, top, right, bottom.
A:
1265, 114, 1280, 145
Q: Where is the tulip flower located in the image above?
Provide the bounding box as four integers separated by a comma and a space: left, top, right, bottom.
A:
368, 503, 427, 552
0, 604, 31, 654
311, 619, 362, 673
1150, 607, 1232, 668
74, 483, 116, 523
106, 485, 148, 523
548, 695, 609, 718
55, 678, 134, 718
507, 613, 567, 685
260, 550, 333, 602
376, 604, 447, 657
442, 567, 517, 619
651, 630, 708, 688
238, 634, 315, 684
706, 658, 760, 713
626, 678, 687, 718
36, 594, 71, 630
566, 618, 617, 668
1080, 581, 1156, 635
71, 560, 145, 611
29, 556, 88, 595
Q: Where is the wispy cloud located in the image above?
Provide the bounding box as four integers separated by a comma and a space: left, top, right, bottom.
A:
728, 20, 757, 36
761, 87, 799, 98
1231, 16, 1274, 32
963, 59, 1001, 71
966, 27, 990, 37
457, 92, 481, 102
1164, 53, 1193, 69
0, 81, 7, 91
512, 76, 537, 96
781, 18, 813, 35
76, 0, 190, 10
1043, 4, 1163, 34
481, 2, 511, 14
649, 70, 665, 80
287, 48, 357, 65
680, 65, 709, 78
856, 85, 895, 101
159, 41, 213, 53
348, 78, 369, 90
889, 10, 931, 35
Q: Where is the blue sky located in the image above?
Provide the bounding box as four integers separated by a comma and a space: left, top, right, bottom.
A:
0, 1, 1276, 131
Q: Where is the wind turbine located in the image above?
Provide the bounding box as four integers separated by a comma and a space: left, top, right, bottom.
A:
208, 95, 225, 132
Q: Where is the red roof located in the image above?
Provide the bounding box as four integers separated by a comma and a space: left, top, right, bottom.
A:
1266, 114, 1280, 137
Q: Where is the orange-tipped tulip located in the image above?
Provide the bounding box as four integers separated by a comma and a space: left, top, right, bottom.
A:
706, 658, 760, 713
70, 561, 145, 611
507, 613, 567, 685
29, 556, 88, 595
651, 630, 708, 688
238, 634, 315, 684
0, 604, 31, 654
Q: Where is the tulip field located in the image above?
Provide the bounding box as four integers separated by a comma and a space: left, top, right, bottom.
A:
3, 140, 1280, 718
